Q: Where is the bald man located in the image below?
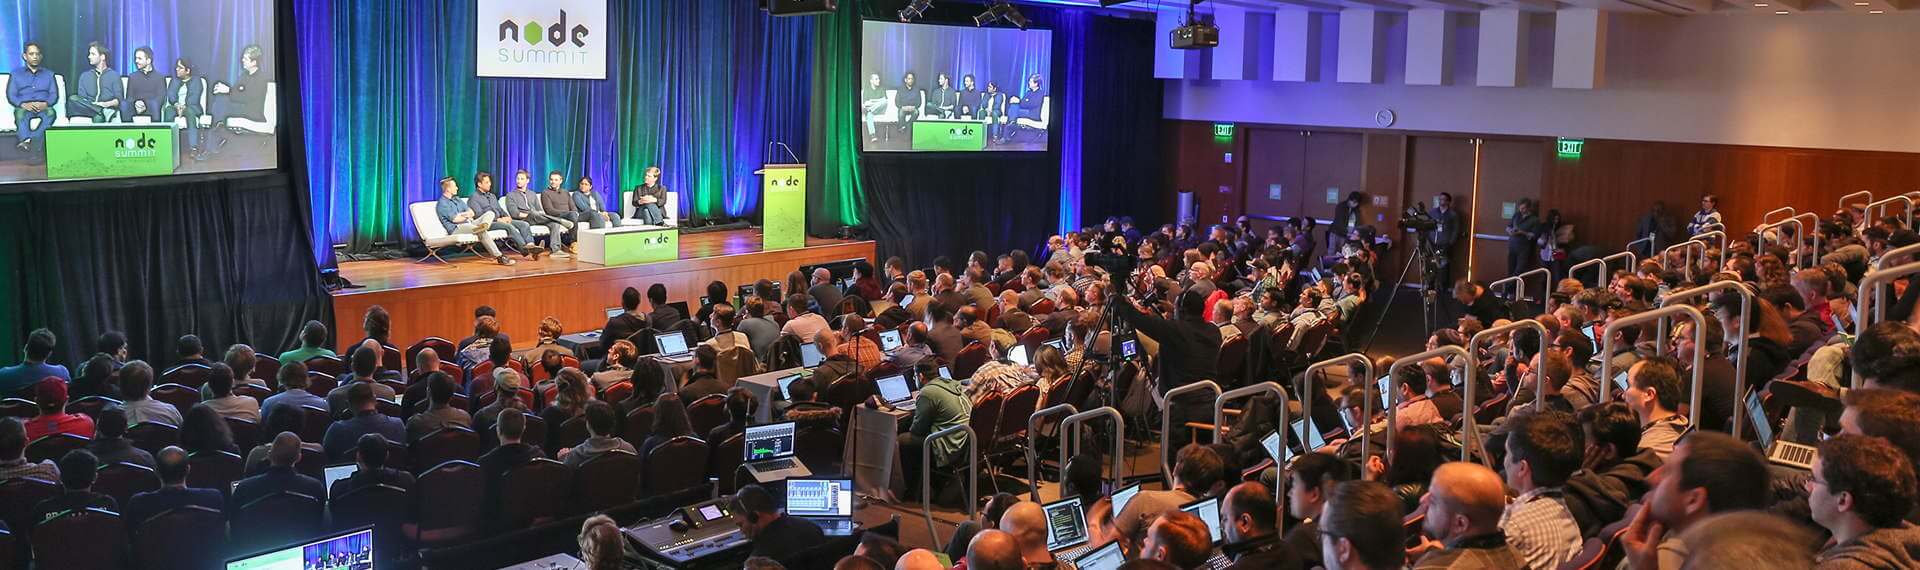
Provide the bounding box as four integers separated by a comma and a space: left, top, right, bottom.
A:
1001, 501, 1070, 568
895, 549, 946, 570
1412, 462, 1524, 569
228, 432, 323, 515
1221, 482, 1303, 570
967, 529, 1026, 570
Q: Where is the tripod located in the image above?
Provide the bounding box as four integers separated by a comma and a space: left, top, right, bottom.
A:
1361, 229, 1444, 354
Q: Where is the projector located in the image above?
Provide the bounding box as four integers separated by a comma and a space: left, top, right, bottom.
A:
763, 0, 837, 16
1170, 22, 1219, 50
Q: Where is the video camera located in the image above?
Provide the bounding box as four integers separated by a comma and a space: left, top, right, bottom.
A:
1399, 202, 1439, 232
1082, 231, 1136, 293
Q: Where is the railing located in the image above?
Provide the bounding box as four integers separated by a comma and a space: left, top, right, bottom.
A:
1841, 190, 1875, 215
1785, 212, 1822, 269
923, 423, 978, 552
1762, 206, 1796, 225
1058, 407, 1125, 504
1490, 267, 1552, 314
1212, 383, 1289, 533
1626, 236, 1657, 260
1600, 306, 1707, 419
1159, 381, 1222, 483
1661, 240, 1709, 282
1754, 217, 1804, 261
1385, 346, 1476, 465
1470, 319, 1549, 411
1569, 258, 1608, 288
1866, 195, 1915, 228
1692, 230, 1728, 269
1304, 354, 1373, 457
1660, 281, 1757, 439
1024, 404, 1077, 502
1877, 243, 1920, 270
1855, 261, 1920, 386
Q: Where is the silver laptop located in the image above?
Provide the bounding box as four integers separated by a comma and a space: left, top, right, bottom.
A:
1291, 417, 1326, 451
1043, 338, 1066, 352
323, 463, 358, 498
1111, 483, 1143, 517
1749, 389, 1817, 470
876, 374, 917, 411
605, 307, 625, 320
877, 329, 903, 352
742, 421, 812, 483
1263, 430, 1292, 464
654, 330, 693, 363
1043, 495, 1091, 556
800, 342, 825, 368
1074, 542, 1126, 570
785, 477, 856, 535
1007, 344, 1030, 366
1180, 496, 1225, 545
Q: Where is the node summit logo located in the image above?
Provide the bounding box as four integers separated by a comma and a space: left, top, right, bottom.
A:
112, 134, 159, 159
476, 0, 607, 80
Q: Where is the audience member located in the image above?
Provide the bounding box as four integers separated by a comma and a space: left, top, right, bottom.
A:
965, 529, 1025, 570
647, 283, 684, 331
0, 328, 70, 396
279, 320, 336, 364
782, 293, 831, 343
1679, 511, 1816, 570
322, 382, 405, 461
69, 353, 120, 400
540, 368, 594, 448
179, 403, 239, 455
230, 432, 324, 513
405, 372, 472, 442
175, 334, 211, 367
261, 360, 325, 428
199, 363, 260, 422
244, 403, 320, 475
1620, 432, 1772, 570
86, 408, 155, 469
325, 343, 397, 419
708, 387, 757, 446
1219, 481, 1303, 570
579, 514, 625, 570
1623, 356, 1690, 460
732, 484, 826, 560
475, 368, 530, 440
124, 445, 222, 527
0, 416, 59, 482
1284, 452, 1355, 568
1317, 471, 1406, 569
119, 361, 183, 427
25, 377, 94, 440
1142, 510, 1215, 570
638, 394, 694, 461
1808, 434, 1920, 568
1117, 444, 1228, 554
1500, 411, 1584, 569
29, 449, 115, 526
1001, 501, 1073, 569
330, 433, 413, 497
561, 400, 635, 468
478, 408, 544, 518
899, 361, 971, 501
679, 345, 730, 403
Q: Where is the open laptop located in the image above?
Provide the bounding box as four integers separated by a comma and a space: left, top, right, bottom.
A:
1377, 375, 1395, 411
1180, 496, 1225, 545
1262, 430, 1291, 464
1290, 418, 1325, 451
666, 301, 692, 322
877, 329, 903, 352
875, 373, 917, 411
605, 307, 625, 320
1042, 338, 1066, 352
785, 477, 857, 535
743, 421, 813, 483
1111, 483, 1144, 518
1613, 370, 1631, 394
654, 330, 694, 363
1749, 389, 1817, 471
1008, 344, 1030, 366
800, 342, 825, 368
1042, 496, 1091, 557
323, 464, 358, 498
776, 373, 804, 401
1073, 541, 1126, 570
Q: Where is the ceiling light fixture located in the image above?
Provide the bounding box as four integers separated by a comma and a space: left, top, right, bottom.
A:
898, 0, 933, 22
973, 1, 1029, 29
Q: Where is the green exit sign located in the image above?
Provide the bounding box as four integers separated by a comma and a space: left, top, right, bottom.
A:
1557, 137, 1585, 157
1213, 123, 1235, 139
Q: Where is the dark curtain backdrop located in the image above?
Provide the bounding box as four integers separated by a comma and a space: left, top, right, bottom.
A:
843, 1, 1163, 267
0, 173, 329, 369
295, 0, 812, 259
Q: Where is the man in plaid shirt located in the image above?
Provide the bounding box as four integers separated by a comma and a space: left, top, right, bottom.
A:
1500, 411, 1586, 569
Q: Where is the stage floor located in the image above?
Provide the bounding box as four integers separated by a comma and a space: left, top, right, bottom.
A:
329, 228, 873, 352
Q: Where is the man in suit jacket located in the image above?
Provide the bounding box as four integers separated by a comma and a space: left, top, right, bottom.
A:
124, 446, 223, 526
230, 433, 325, 514
161, 57, 206, 156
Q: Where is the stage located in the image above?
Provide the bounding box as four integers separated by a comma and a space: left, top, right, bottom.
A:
328, 228, 874, 353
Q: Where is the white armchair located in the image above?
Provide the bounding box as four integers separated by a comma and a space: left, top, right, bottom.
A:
225, 82, 276, 135
0, 73, 66, 133
409, 201, 508, 263
619, 190, 680, 229
1012, 96, 1050, 132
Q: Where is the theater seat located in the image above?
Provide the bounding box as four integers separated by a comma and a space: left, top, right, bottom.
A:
233, 491, 323, 554
500, 458, 570, 527
411, 426, 480, 475
224, 82, 277, 135
330, 483, 408, 562
94, 462, 161, 507
618, 190, 681, 229
574, 449, 642, 512
25, 433, 89, 463
406, 460, 484, 546
127, 422, 180, 456
1012, 96, 1051, 134
31, 508, 125, 569
133, 505, 226, 570
686, 394, 729, 436
643, 436, 709, 495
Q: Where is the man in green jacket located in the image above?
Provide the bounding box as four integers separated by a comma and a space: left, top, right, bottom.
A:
900, 361, 970, 501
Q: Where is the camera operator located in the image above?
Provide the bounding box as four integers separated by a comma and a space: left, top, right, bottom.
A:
1428, 193, 1463, 293
1113, 289, 1220, 446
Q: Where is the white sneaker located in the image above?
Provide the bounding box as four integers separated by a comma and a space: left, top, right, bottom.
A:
553, 251, 572, 259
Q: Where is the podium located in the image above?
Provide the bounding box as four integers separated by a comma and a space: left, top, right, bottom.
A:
760, 164, 806, 251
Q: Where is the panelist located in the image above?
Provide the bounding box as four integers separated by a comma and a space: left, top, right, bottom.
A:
539, 170, 582, 252
124, 47, 166, 122
162, 57, 206, 159
471, 171, 541, 258
433, 177, 514, 266
1009, 74, 1046, 132
925, 73, 956, 119
956, 74, 980, 119
494, 170, 549, 258
204, 44, 269, 156
632, 166, 669, 226
896, 71, 925, 123
7, 43, 55, 155
571, 176, 617, 229
861, 72, 889, 142
68, 42, 123, 123
979, 80, 1009, 143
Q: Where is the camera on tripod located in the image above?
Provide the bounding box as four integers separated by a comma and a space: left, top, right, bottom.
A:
1083, 230, 1136, 295
1400, 203, 1439, 232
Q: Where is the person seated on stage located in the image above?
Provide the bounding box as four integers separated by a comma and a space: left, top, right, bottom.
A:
631, 166, 670, 226
955, 74, 982, 119
124, 446, 222, 528
123, 46, 166, 123
199, 44, 268, 159
647, 283, 684, 331
474, 171, 543, 259
502, 169, 563, 257
161, 57, 210, 159
539, 170, 582, 253
405, 373, 471, 443
559, 400, 633, 469
323, 382, 405, 462
897, 361, 970, 501
30, 450, 116, 527
331, 433, 412, 499
731, 484, 826, 561
200, 363, 260, 423
25, 378, 94, 441
896, 71, 925, 123
1008, 75, 1046, 129
571, 176, 618, 229
435, 176, 518, 265
926, 72, 957, 119
8, 42, 56, 157
68, 42, 123, 123
861, 72, 890, 142
979, 80, 1009, 142
589, 340, 638, 393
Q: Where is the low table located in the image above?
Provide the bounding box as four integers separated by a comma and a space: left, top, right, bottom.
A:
576, 226, 677, 266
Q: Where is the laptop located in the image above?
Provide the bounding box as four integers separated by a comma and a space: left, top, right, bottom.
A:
1377, 375, 1394, 411
1613, 370, 1631, 394
785, 477, 857, 535
876, 373, 917, 411
1749, 389, 1817, 471
654, 330, 694, 363
1073, 541, 1127, 570
323, 463, 358, 498
1262, 430, 1292, 464
742, 421, 813, 483
939, 365, 952, 381
1111, 483, 1143, 517
1290, 418, 1325, 451
800, 342, 825, 368
776, 373, 804, 401
1179, 496, 1225, 545
1042, 495, 1091, 553
1042, 338, 1067, 352
1008, 344, 1030, 366
605, 307, 625, 320
877, 329, 903, 352
666, 301, 692, 322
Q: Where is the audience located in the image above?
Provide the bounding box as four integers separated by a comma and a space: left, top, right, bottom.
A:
1499, 411, 1584, 569
325, 343, 396, 419
404, 372, 472, 442
1620, 432, 1771, 570
1409, 462, 1525, 568
781, 293, 831, 343
965, 529, 1025, 570
638, 393, 694, 460
180, 403, 239, 455
0, 416, 59, 481
322, 382, 405, 461
898, 361, 971, 501
30, 450, 115, 525
1622, 356, 1690, 460
1284, 452, 1355, 569
1142, 510, 1214, 570
1000, 501, 1072, 569
278, 319, 336, 364
1219, 481, 1302, 570
1679, 511, 1816, 570
230, 432, 325, 512
330, 433, 413, 497
708, 387, 757, 446
244, 403, 319, 475
478, 408, 544, 517
25, 377, 94, 440
119, 361, 182, 427
678, 345, 730, 403
1117, 444, 1227, 554
86, 408, 155, 469
124, 445, 223, 527
200, 363, 261, 422
260, 360, 325, 427
69, 353, 120, 400
561, 400, 635, 468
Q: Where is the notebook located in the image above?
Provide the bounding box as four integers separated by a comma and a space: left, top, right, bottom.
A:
1008, 344, 1030, 366
1179, 496, 1224, 545
1041, 496, 1090, 553
800, 342, 824, 368
1262, 430, 1291, 464
1073, 542, 1126, 570
654, 330, 693, 363
776, 373, 803, 401
1111, 483, 1143, 518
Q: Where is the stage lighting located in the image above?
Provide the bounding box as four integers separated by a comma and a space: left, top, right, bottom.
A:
899, 0, 933, 22
973, 1, 1028, 29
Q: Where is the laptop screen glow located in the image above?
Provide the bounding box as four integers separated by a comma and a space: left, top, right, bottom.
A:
786, 478, 854, 517
1111, 483, 1142, 518
323, 464, 358, 497
1041, 496, 1090, 551
1261, 431, 1287, 463
1074, 541, 1126, 570
744, 421, 798, 462
655, 331, 690, 357
1180, 497, 1224, 544
876, 375, 912, 403
800, 343, 824, 368
878, 330, 903, 351
777, 374, 802, 400
605, 307, 624, 319
1008, 344, 1029, 365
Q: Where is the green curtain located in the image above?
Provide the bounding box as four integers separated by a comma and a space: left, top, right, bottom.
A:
806, 0, 867, 235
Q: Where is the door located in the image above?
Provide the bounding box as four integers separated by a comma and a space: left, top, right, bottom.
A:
1471, 139, 1549, 283
1407, 136, 1476, 285
1245, 128, 1307, 225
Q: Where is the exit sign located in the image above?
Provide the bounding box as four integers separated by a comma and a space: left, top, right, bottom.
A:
1557, 137, 1585, 157
1213, 123, 1235, 139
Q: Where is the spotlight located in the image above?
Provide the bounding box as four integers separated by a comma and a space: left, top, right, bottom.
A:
973, 1, 1028, 29
899, 0, 933, 22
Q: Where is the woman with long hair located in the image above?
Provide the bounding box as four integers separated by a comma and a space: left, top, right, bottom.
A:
180, 403, 238, 455
638, 393, 693, 462
1711, 294, 1793, 391
1032, 345, 1071, 400
539, 368, 594, 449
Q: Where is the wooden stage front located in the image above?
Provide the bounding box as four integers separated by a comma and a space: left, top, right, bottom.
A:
329, 229, 874, 353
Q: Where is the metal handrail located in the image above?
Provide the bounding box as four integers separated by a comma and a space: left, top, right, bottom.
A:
923, 423, 978, 551
1866, 195, 1915, 228
1470, 319, 1550, 412
1627, 236, 1657, 260
1762, 206, 1796, 225
1024, 404, 1078, 502
1600, 305, 1707, 417
1855, 261, 1920, 386
1304, 354, 1373, 457
1692, 230, 1728, 269
1159, 381, 1222, 483
1661, 241, 1709, 282
1841, 191, 1874, 214
1660, 281, 1756, 439
1059, 407, 1125, 505
1569, 258, 1608, 288
1490, 267, 1552, 311
1599, 251, 1637, 288
1385, 346, 1476, 465
1877, 243, 1920, 270
1213, 383, 1289, 534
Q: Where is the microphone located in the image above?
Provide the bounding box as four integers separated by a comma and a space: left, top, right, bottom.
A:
775, 142, 801, 164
